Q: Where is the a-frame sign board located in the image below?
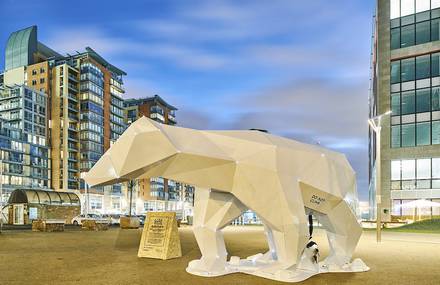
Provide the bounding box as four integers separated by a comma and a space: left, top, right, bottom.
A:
138, 211, 182, 260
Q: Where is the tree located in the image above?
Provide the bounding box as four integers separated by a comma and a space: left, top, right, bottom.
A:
127, 179, 136, 217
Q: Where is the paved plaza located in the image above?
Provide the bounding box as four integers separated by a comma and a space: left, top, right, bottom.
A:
1, 226, 439, 285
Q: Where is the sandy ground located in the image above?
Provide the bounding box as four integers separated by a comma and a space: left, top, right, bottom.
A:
1, 226, 440, 285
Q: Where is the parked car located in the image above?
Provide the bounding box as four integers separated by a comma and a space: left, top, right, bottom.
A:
71, 214, 108, 226
102, 214, 121, 225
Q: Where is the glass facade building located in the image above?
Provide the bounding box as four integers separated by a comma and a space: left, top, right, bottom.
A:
0, 85, 50, 203
2, 26, 127, 215
79, 62, 105, 172
369, 0, 440, 221
390, 53, 440, 147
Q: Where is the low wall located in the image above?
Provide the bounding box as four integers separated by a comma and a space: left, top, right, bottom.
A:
82, 220, 109, 231
32, 219, 65, 232
8, 204, 80, 225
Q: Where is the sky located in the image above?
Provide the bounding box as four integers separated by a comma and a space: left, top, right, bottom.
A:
0, 0, 375, 201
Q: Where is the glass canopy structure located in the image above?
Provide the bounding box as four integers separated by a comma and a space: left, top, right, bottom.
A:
7, 189, 80, 206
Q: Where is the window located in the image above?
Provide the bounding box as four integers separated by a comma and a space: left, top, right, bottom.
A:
401, 24, 415, 47
432, 18, 440, 41
402, 124, 415, 146
391, 28, 401, 49
433, 87, 440, 110
401, 0, 415, 17
433, 121, 440, 144
416, 88, 430, 112
39, 78, 45, 84
32, 69, 37, 75
31, 80, 36, 86
416, 122, 431, 145
401, 90, 415, 114
392, 93, 401, 115
416, 55, 430, 79
392, 125, 401, 147
401, 58, 415, 81
391, 61, 401, 83
416, 0, 430, 13
390, 2, 440, 49
402, 159, 416, 179
416, 21, 430, 45
417, 158, 431, 179
392, 160, 401, 180
391, 0, 400, 19
433, 158, 440, 178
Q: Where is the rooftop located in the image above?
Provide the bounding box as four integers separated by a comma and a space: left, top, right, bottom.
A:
5, 26, 126, 77
124, 95, 177, 111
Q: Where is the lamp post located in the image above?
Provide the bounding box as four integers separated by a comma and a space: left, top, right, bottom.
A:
368, 110, 391, 243
80, 173, 89, 216
0, 159, 3, 234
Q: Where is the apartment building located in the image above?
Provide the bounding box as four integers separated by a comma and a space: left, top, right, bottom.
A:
2, 26, 126, 214
369, 0, 440, 221
0, 85, 50, 203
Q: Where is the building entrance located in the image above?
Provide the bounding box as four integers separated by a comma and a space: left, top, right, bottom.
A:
13, 204, 24, 225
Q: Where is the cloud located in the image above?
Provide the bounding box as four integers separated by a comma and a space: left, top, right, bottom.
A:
34, 0, 373, 201
175, 77, 370, 200
177, 109, 217, 130
44, 28, 135, 56
229, 79, 368, 139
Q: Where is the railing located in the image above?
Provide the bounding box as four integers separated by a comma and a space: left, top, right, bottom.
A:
68, 83, 78, 92
68, 74, 78, 82
68, 93, 78, 102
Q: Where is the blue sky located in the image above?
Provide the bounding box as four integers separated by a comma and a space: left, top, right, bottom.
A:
0, 0, 375, 200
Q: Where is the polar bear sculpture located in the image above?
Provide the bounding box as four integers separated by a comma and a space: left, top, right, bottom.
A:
84, 117, 369, 282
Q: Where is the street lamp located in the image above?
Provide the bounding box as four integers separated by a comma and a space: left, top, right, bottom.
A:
368, 110, 392, 243
80, 172, 89, 216
0, 158, 3, 234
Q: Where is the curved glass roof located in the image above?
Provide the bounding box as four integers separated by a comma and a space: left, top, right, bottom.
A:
7, 189, 80, 206
5, 26, 37, 71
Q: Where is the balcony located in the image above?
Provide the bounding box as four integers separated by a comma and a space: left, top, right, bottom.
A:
68, 103, 78, 112
0, 103, 21, 111
68, 114, 78, 122
67, 135, 79, 142
68, 124, 78, 132
68, 167, 78, 173
68, 156, 77, 162
150, 113, 165, 123
150, 106, 164, 115
68, 74, 78, 83
68, 93, 78, 102
168, 114, 176, 123
67, 145, 78, 151
68, 83, 78, 92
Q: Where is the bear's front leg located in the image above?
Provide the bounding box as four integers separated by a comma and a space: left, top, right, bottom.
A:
186, 188, 246, 276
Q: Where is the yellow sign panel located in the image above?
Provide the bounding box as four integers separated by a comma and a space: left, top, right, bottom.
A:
138, 212, 182, 260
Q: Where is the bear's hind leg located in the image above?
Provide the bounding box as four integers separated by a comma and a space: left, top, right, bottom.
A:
316, 201, 369, 272
255, 206, 309, 271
